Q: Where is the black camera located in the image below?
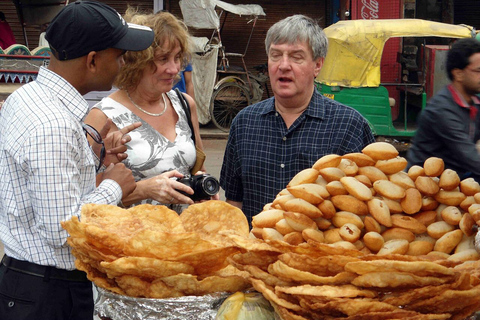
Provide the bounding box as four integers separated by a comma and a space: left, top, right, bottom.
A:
177, 174, 220, 201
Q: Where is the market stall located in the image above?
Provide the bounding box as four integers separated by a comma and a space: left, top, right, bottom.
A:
62, 141, 480, 319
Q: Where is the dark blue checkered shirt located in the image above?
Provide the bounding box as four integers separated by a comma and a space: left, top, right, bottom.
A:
220, 89, 375, 223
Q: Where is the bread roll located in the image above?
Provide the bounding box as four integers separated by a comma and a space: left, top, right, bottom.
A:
251, 227, 263, 239
415, 176, 439, 196
364, 216, 383, 233
362, 142, 399, 160
318, 200, 336, 219
261, 228, 284, 241
288, 168, 319, 187
421, 196, 439, 211
272, 194, 295, 210
406, 240, 434, 256
357, 166, 388, 182
287, 183, 327, 204
389, 171, 415, 189
413, 210, 437, 227
326, 181, 348, 196
373, 180, 406, 200
440, 206, 462, 226
355, 174, 373, 188
468, 203, 480, 222
460, 178, 480, 196
284, 197, 323, 219
337, 159, 359, 176
434, 190, 466, 206
401, 188, 422, 214
381, 227, 415, 242
433, 229, 463, 253
340, 176, 373, 201
330, 241, 358, 250
459, 212, 475, 237
283, 231, 305, 245
313, 217, 332, 230
448, 249, 480, 262
339, 223, 361, 243
427, 221, 456, 239
455, 234, 475, 253
363, 231, 384, 252
312, 154, 342, 171
423, 157, 444, 177
439, 169, 460, 191
331, 211, 364, 229
408, 165, 425, 181
391, 214, 427, 234
367, 198, 392, 227
375, 156, 408, 175
380, 196, 403, 214
342, 152, 376, 167
324, 228, 343, 244
377, 239, 409, 255
283, 212, 318, 231
252, 209, 285, 228
318, 167, 346, 182
302, 228, 325, 243
315, 175, 328, 187
275, 218, 296, 235
460, 196, 475, 212
331, 195, 369, 215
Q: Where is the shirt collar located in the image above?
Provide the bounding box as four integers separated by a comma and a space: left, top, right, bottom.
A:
447, 84, 480, 120
36, 66, 90, 122
260, 89, 325, 118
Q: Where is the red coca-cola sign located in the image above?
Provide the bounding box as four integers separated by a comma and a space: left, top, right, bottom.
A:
360, 0, 379, 19
351, 0, 402, 20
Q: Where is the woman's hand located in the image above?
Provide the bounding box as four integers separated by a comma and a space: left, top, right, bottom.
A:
141, 170, 195, 205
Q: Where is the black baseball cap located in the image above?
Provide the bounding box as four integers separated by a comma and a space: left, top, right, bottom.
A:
46, 1, 154, 60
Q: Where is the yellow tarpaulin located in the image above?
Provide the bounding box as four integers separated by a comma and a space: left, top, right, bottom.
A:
317, 19, 476, 88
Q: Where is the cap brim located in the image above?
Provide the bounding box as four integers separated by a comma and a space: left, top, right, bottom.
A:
113, 23, 154, 52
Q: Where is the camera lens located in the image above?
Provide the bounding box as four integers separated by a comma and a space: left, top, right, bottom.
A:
201, 176, 220, 196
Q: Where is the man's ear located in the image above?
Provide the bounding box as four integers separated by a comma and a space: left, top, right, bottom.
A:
451, 68, 464, 83
314, 57, 324, 78
86, 51, 97, 72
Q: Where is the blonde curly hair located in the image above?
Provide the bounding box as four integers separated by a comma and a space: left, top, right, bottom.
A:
114, 8, 191, 91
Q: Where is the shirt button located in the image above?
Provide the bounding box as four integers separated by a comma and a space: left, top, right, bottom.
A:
282, 136, 287, 141
8, 301, 14, 307
280, 164, 285, 168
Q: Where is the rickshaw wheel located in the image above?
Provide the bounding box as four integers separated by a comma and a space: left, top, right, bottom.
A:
210, 82, 251, 132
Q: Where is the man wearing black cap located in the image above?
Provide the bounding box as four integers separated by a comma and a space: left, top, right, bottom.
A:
0, 1, 154, 319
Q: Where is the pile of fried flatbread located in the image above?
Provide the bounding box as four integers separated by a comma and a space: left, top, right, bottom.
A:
61, 201, 251, 298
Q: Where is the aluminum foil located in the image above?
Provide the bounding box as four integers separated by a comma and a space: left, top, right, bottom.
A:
95, 287, 230, 320
475, 227, 480, 253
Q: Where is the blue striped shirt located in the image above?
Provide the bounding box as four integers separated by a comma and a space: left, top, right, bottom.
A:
0, 67, 122, 270
220, 89, 375, 223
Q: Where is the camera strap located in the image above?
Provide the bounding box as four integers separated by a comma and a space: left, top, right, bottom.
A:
175, 88, 196, 145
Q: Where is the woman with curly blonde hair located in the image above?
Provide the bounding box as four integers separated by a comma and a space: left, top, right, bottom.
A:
85, 8, 216, 212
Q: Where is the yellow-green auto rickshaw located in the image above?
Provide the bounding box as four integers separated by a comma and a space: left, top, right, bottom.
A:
315, 19, 477, 149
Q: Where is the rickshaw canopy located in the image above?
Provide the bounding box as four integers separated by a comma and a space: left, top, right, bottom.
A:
179, 0, 265, 30
317, 19, 476, 88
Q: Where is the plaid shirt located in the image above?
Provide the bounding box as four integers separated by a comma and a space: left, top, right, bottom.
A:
220, 89, 375, 223
0, 67, 122, 270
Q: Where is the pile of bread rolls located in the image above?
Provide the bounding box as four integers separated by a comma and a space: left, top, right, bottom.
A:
251, 142, 480, 261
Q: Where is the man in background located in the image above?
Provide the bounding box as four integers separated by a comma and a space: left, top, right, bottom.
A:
407, 38, 480, 182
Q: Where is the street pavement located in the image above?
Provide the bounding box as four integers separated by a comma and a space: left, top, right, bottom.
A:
0, 122, 229, 260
